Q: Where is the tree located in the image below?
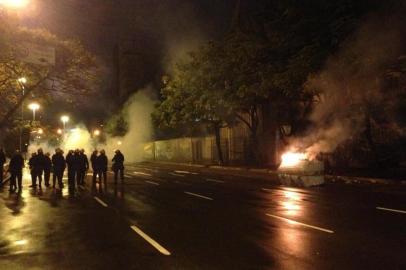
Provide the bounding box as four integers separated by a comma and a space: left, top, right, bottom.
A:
154, 44, 236, 164
0, 15, 103, 133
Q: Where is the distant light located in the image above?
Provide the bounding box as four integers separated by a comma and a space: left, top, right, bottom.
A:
117, 141, 122, 146
61, 115, 69, 123
38, 128, 43, 134
17, 77, 27, 84
28, 102, 40, 111
93, 129, 100, 136
14, 239, 28, 246
57, 129, 62, 135
0, 0, 29, 9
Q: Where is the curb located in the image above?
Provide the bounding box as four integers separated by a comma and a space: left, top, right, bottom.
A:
325, 175, 402, 185
144, 161, 403, 186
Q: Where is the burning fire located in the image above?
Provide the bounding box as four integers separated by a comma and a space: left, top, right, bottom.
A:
280, 152, 308, 168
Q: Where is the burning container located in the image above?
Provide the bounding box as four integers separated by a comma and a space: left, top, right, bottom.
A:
278, 152, 325, 187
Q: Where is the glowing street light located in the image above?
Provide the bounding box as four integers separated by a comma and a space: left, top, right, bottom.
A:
18, 77, 27, 84
117, 141, 122, 146
37, 128, 43, 134
57, 129, 62, 135
28, 102, 39, 121
0, 0, 29, 9
61, 115, 69, 132
93, 129, 100, 136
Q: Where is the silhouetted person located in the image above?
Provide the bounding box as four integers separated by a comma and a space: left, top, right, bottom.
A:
66, 150, 75, 194
78, 149, 89, 186
52, 148, 66, 189
96, 149, 107, 192
90, 150, 98, 190
28, 152, 38, 188
44, 152, 52, 187
9, 150, 24, 193
112, 150, 124, 185
36, 149, 47, 188
0, 148, 6, 185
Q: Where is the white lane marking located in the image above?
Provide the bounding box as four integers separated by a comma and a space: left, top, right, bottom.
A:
206, 178, 225, 183
94, 197, 108, 207
184, 191, 213, 201
376, 207, 406, 214
266, 214, 334, 234
174, 170, 190, 174
130, 225, 171, 256
146, 181, 160, 186
174, 170, 199, 175
133, 171, 152, 177
169, 173, 185, 177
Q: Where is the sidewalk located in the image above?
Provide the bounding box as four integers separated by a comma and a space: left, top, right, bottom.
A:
141, 161, 406, 186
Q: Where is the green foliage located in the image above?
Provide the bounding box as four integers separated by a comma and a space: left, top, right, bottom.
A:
0, 15, 103, 128
105, 113, 128, 137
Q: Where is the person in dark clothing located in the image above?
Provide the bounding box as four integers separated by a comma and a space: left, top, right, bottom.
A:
44, 152, 52, 187
9, 150, 24, 193
90, 150, 98, 190
66, 150, 76, 194
35, 149, 47, 188
112, 150, 125, 185
52, 148, 66, 189
96, 149, 108, 192
0, 148, 6, 185
78, 149, 89, 186
28, 152, 38, 188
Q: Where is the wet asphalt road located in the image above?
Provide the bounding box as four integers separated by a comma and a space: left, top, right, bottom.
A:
0, 163, 405, 270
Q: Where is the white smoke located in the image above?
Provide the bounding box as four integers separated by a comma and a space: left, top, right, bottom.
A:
28, 88, 155, 162
289, 15, 404, 158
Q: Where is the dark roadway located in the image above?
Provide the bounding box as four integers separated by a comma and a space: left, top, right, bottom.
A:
1, 163, 405, 270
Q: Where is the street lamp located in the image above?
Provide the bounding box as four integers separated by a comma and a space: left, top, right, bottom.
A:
17, 77, 27, 152
18, 77, 27, 84
57, 128, 62, 135
0, 0, 29, 9
93, 129, 100, 136
28, 102, 39, 121
61, 115, 69, 132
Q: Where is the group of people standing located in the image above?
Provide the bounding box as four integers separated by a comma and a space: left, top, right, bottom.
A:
4, 148, 125, 194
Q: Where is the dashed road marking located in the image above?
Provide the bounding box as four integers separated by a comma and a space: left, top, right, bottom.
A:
184, 191, 213, 201
94, 196, 108, 207
130, 225, 171, 256
133, 171, 152, 177
266, 214, 334, 234
146, 181, 160, 186
174, 170, 199, 175
169, 173, 185, 177
206, 178, 225, 183
376, 207, 406, 214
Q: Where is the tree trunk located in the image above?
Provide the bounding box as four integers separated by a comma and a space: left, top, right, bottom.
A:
213, 123, 224, 165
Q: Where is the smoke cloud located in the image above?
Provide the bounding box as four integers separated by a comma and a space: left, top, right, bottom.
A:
28, 88, 155, 163
290, 14, 406, 158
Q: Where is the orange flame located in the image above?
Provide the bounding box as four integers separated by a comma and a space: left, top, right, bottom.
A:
280, 152, 307, 168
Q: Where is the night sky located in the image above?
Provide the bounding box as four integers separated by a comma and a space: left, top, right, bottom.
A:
21, 0, 237, 124
27, 0, 236, 59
